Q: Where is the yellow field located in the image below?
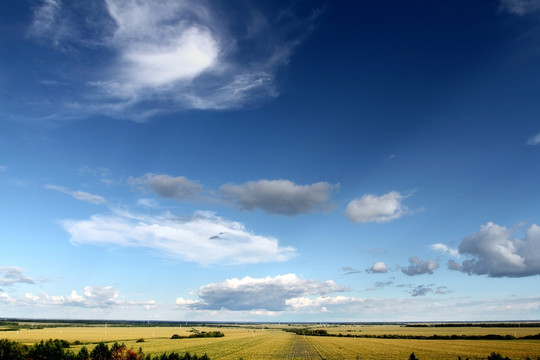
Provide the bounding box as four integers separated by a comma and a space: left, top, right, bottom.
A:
1, 324, 540, 360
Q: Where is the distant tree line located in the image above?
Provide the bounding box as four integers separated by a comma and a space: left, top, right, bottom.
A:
170, 331, 224, 339
405, 323, 540, 328
0, 339, 210, 360
284, 328, 540, 340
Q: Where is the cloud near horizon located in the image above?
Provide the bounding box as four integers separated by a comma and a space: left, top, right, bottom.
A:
448, 222, 540, 277
1, 285, 155, 309
175, 274, 347, 311
60, 209, 296, 265
345, 191, 411, 223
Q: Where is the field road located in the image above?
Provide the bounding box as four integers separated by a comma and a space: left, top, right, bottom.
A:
286, 335, 323, 360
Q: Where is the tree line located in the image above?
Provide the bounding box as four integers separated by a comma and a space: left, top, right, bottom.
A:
283, 328, 540, 340
0, 339, 210, 360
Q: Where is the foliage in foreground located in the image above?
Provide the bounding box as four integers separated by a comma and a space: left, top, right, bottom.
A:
0, 339, 210, 360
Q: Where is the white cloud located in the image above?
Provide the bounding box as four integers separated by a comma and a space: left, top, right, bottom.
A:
22, 286, 155, 308
500, 0, 540, 15
431, 243, 459, 257
175, 274, 347, 311
345, 191, 411, 223
0, 267, 35, 286
61, 210, 296, 265
366, 261, 388, 273
449, 222, 540, 277
129, 173, 203, 200
45, 184, 106, 204
28, 0, 62, 40
0, 165, 6, 172
401, 257, 439, 276
26, 0, 317, 119
220, 179, 338, 215
527, 132, 540, 145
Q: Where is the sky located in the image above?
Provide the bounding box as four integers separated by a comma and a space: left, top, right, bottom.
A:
1, 0, 540, 322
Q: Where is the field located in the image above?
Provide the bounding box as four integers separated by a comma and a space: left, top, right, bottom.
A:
1, 322, 540, 360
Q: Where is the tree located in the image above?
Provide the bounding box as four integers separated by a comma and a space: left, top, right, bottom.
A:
91, 342, 112, 360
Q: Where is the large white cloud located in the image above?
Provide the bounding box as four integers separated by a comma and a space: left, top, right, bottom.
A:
449, 222, 540, 277
345, 191, 410, 223
128, 173, 203, 200
175, 274, 347, 311
61, 210, 296, 265
220, 179, 338, 215
0, 266, 35, 286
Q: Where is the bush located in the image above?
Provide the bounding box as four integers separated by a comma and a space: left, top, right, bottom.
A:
136, 338, 145, 343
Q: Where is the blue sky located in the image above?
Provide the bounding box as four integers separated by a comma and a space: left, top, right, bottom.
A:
1, 0, 540, 321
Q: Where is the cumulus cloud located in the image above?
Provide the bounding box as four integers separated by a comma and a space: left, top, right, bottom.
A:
345, 191, 410, 223
366, 261, 388, 273
220, 179, 338, 215
449, 222, 540, 277
500, 0, 540, 15
175, 274, 347, 311
410, 285, 433, 297
26, 0, 318, 119
401, 257, 439, 276
45, 184, 106, 204
129, 173, 203, 200
527, 132, 540, 145
60, 210, 296, 265
0, 267, 35, 286
23, 286, 155, 308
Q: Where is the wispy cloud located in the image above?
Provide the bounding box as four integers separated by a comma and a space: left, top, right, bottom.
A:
26, 0, 319, 120
220, 179, 338, 215
500, 0, 540, 15
45, 184, 106, 204
449, 222, 540, 277
345, 191, 411, 223
527, 132, 540, 145
0, 267, 35, 286
61, 210, 296, 265
341, 266, 362, 275
0, 165, 6, 172
175, 274, 347, 311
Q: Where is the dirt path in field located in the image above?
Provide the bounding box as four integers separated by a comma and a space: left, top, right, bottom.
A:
287, 335, 323, 360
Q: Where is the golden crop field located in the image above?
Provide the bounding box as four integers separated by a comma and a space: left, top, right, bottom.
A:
1, 324, 540, 360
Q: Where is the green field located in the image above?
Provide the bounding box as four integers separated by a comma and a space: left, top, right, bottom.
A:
2, 323, 540, 360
